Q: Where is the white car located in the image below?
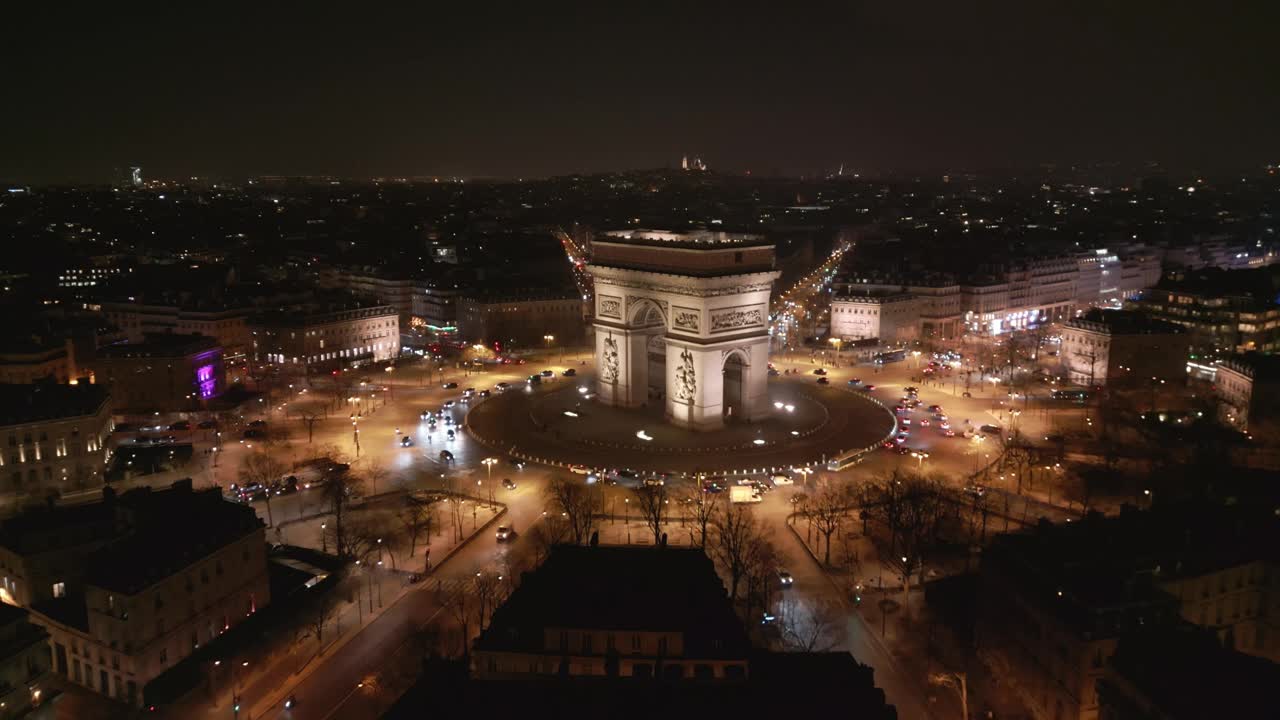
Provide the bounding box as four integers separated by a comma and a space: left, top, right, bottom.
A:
495, 525, 513, 542
568, 464, 590, 475
442, 400, 456, 408
770, 474, 795, 486
495, 382, 511, 391
778, 570, 795, 588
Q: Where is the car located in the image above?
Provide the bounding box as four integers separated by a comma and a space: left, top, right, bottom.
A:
439, 450, 454, 461
702, 479, 725, 493
643, 476, 666, 488
420, 410, 433, 420
197, 419, 218, 429
495, 382, 511, 391
848, 378, 861, 385
442, 400, 456, 408
502, 478, 516, 490
478, 389, 491, 398
168, 421, 190, 431
813, 368, 827, 376
446, 429, 455, 439
770, 473, 794, 485
894, 405, 905, 413
761, 611, 777, 625
882, 440, 897, 450
495, 526, 514, 542
927, 405, 942, 413
937, 414, 948, 422
895, 433, 908, 444
463, 388, 475, 397
778, 570, 795, 588
563, 368, 577, 377
443, 416, 454, 425
864, 384, 876, 391
459, 396, 471, 404
980, 424, 1002, 435
527, 375, 542, 385
939, 421, 950, 429
568, 464, 590, 475
919, 419, 930, 427
901, 417, 911, 426
540, 370, 554, 377
509, 458, 526, 469
904, 386, 918, 395
442, 382, 458, 389
816, 377, 829, 385
942, 429, 956, 437
964, 484, 986, 498
400, 436, 414, 447
768, 367, 779, 377
895, 446, 912, 455
249, 420, 268, 427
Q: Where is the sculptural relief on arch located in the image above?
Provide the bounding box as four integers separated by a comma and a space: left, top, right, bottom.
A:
587, 230, 779, 431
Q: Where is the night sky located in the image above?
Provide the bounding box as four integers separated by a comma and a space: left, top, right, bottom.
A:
3, 2, 1277, 182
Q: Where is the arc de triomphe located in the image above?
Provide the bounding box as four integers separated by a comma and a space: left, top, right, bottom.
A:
587, 230, 780, 431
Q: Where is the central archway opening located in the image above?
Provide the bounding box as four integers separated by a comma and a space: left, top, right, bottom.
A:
723, 352, 745, 422
646, 334, 666, 403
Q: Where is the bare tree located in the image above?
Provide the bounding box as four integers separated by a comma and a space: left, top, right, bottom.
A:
805, 479, 851, 566
399, 500, 437, 558
238, 450, 286, 527
303, 591, 340, 650
682, 489, 719, 548
545, 477, 599, 545
631, 483, 669, 545
778, 597, 846, 652
291, 406, 326, 443
708, 504, 767, 602
527, 514, 570, 565
360, 457, 392, 497
741, 532, 781, 627
319, 467, 366, 559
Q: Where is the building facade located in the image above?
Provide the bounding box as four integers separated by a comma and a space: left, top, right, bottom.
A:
101, 302, 251, 357
0, 604, 50, 716
251, 303, 399, 369
94, 335, 225, 413
0, 384, 112, 501
1213, 354, 1280, 433
0, 480, 269, 708
1060, 310, 1189, 387
830, 291, 920, 344
1127, 266, 1280, 359
457, 292, 585, 351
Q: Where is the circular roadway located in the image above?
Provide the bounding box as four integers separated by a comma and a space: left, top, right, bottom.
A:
466, 372, 895, 474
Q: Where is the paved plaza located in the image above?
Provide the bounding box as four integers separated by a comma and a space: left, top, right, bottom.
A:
467, 371, 895, 473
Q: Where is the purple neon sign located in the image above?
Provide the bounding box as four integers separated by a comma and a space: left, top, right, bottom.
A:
197, 364, 217, 399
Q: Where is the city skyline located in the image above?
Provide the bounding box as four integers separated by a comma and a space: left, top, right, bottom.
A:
3, 2, 1279, 183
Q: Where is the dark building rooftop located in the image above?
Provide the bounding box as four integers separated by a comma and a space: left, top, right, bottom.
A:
385, 652, 896, 720
983, 501, 1279, 637
0, 383, 110, 426
1152, 265, 1280, 307
1066, 308, 1186, 335
476, 545, 749, 658
1218, 351, 1280, 380
1099, 627, 1280, 719
98, 333, 220, 358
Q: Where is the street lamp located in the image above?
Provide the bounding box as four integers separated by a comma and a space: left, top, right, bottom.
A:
350, 412, 362, 457
482, 457, 498, 505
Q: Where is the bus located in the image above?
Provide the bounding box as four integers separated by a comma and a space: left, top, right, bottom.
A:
1051, 389, 1092, 404
873, 349, 908, 365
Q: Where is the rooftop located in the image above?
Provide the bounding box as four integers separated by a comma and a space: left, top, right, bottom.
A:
1065, 309, 1186, 335
1217, 351, 1280, 380
475, 545, 749, 658
597, 229, 770, 249
1101, 627, 1280, 719
984, 501, 1279, 636
98, 333, 220, 358
0, 383, 110, 426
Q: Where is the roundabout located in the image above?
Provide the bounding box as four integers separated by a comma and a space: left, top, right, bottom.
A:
465, 372, 896, 474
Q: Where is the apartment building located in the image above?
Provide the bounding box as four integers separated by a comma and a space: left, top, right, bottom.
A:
830, 291, 920, 343
1128, 266, 1280, 358
0, 480, 269, 708
976, 502, 1280, 720
0, 604, 50, 716
251, 302, 400, 369
0, 384, 112, 501
1060, 310, 1189, 387
457, 291, 585, 349
94, 335, 225, 413
1213, 353, 1280, 433
101, 302, 250, 356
